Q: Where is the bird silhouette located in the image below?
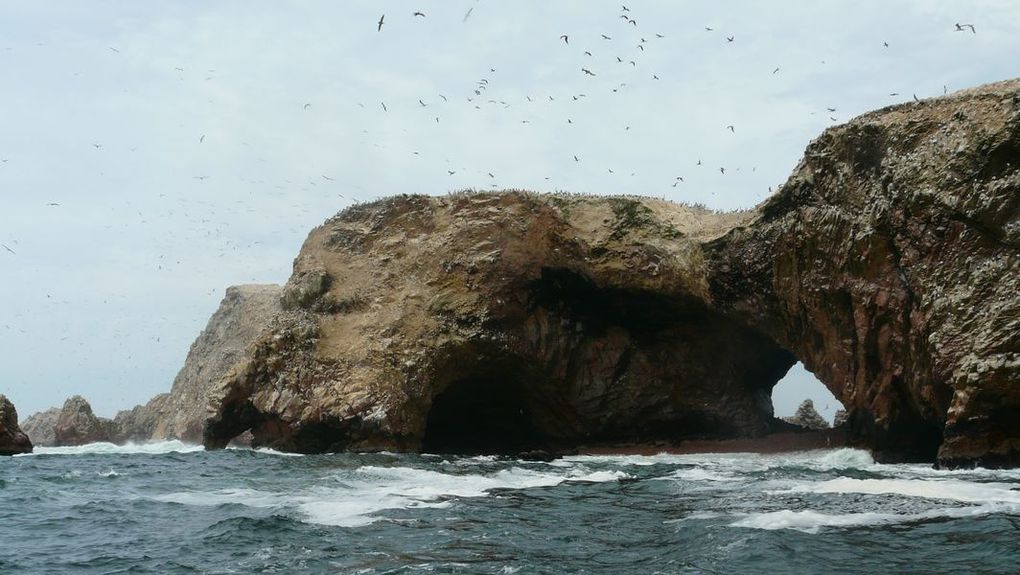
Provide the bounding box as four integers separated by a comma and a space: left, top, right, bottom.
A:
584, 50, 592, 56
727, 36, 734, 42
381, 102, 388, 111
621, 4, 629, 11
582, 68, 596, 76
419, 99, 427, 107
413, 11, 425, 18
377, 14, 385, 31
955, 23, 976, 33
727, 125, 735, 132
1, 243, 14, 255
560, 35, 569, 44
602, 34, 612, 40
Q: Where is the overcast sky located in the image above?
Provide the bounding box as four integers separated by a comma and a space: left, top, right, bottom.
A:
1, 1, 1017, 424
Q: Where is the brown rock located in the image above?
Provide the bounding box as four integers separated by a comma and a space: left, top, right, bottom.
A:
202, 78, 1019, 467
709, 78, 1020, 466
204, 193, 791, 454
54, 396, 116, 446
0, 395, 32, 455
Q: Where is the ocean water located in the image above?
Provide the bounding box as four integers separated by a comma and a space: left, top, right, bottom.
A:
2, 443, 1019, 574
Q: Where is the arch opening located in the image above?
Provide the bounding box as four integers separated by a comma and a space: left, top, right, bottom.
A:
771, 362, 845, 427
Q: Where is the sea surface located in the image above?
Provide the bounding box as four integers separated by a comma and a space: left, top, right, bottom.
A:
2, 443, 1019, 574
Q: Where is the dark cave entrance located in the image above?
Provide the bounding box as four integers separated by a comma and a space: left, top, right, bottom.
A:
421, 375, 546, 455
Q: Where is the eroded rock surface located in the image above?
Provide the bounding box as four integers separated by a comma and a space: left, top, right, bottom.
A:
203, 78, 1019, 467
710, 78, 1020, 466
54, 396, 116, 446
204, 193, 795, 454
21, 407, 60, 447
0, 395, 32, 455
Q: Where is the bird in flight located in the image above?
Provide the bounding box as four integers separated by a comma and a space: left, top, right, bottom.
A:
574, 155, 579, 162
622, 4, 629, 11
727, 36, 734, 42
322, 175, 335, 181
582, 68, 596, 76
955, 23, 976, 33
377, 14, 385, 31
46, 202, 60, 206
199, 134, 205, 143
413, 11, 426, 18
584, 50, 592, 56
303, 103, 311, 109
447, 170, 456, 175
381, 102, 388, 111
705, 26, 713, 31
439, 94, 448, 101
602, 34, 612, 40
772, 67, 780, 74
727, 125, 735, 132
656, 33, 664, 38
1, 243, 14, 255
560, 35, 569, 44
628, 18, 637, 26
720, 167, 726, 174
826, 107, 836, 112
883, 41, 889, 47
419, 99, 427, 107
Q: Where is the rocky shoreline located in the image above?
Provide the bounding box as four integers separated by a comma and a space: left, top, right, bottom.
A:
11, 78, 1019, 468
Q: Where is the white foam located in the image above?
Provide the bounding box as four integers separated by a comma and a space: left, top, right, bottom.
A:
30, 440, 203, 456
780, 477, 1020, 505
671, 467, 740, 482
731, 503, 1020, 534
150, 463, 629, 527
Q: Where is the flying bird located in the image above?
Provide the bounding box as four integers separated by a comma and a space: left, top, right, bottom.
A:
199, 134, 205, 143
883, 41, 889, 47
381, 102, 388, 111
727, 125, 734, 132
602, 34, 612, 40
621, 4, 629, 11
582, 68, 596, 76
772, 67, 780, 74
439, 94, 448, 101
637, 44, 644, 51
1, 243, 14, 255
303, 103, 311, 109
584, 50, 592, 56
413, 11, 426, 18
419, 99, 427, 107
560, 35, 569, 44
727, 36, 734, 42
447, 170, 456, 175
573, 155, 579, 162
826, 107, 837, 112
46, 202, 60, 206
656, 33, 664, 38
955, 23, 976, 33
628, 18, 637, 26
377, 14, 385, 31
720, 167, 726, 174
705, 26, 713, 31
322, 175, 335, 181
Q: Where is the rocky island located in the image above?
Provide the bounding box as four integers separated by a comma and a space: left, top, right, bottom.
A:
199, 79, 1019, 468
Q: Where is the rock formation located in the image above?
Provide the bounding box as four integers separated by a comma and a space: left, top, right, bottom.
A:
709, 78, 1020, 466
54, 396, 116, 446
782, 400, 830, 431
0, 395, 32, 455
20, 407, 60, 447
204, 193, 793, 454
115, 284, 283, 443
200, 78, 1018, 467
833, 409, 849, 428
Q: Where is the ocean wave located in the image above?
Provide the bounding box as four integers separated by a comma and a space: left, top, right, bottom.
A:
731, 503, 1020, 534
28, 440, 204, 456
151, 464, 630, 528
778, 477, 1020, 505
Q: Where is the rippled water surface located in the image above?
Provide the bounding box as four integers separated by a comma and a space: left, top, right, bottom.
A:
2, 442, 1019, 574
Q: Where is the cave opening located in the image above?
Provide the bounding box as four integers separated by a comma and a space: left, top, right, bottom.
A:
771, 362, 845, 426
421, 375, 546, 455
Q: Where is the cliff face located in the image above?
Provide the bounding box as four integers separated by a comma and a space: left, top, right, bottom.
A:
709, 78, 1020, 466
115, 284, 282, 443
202, 78, 1018, 467
204, 194, 796, 454
0, 395, 32, 455
21, 407, 60, 447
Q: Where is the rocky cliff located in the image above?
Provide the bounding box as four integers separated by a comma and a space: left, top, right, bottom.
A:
781, 400, 830, 431
204, 193, 792, 454
709, 78, 1020, 466
114, 284, 282, 442
201, 78, 1018, 467
20, 407, 60, 447
0, 395, 32, 455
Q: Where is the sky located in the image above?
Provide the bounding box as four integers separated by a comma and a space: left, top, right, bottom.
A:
0, 1, 1017, 424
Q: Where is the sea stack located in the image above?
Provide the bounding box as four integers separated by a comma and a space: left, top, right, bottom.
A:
0, 395, 33, 455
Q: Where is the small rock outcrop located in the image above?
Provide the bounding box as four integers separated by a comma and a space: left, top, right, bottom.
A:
114, 284, 283, 443
54, 396, 116, 446
833, 409, 849, 428
782, 400, 830, 431
0, 395, 32, 455
20, 407, 60, 447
